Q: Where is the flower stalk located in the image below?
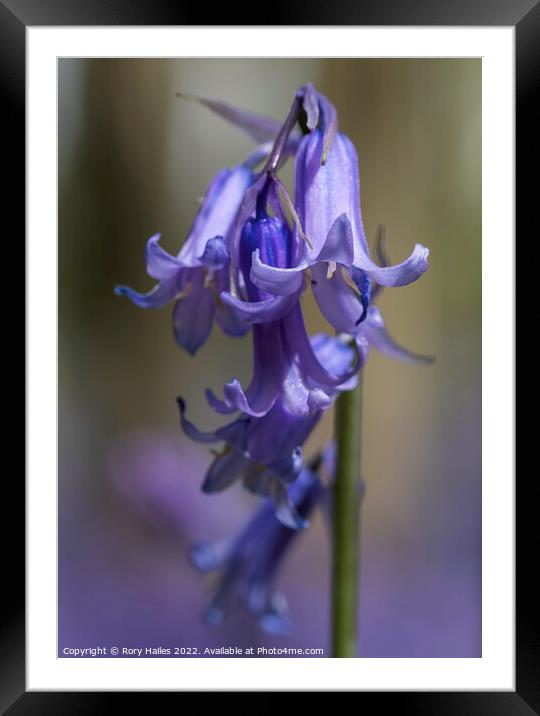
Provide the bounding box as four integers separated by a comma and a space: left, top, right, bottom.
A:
331, 372, 364, 658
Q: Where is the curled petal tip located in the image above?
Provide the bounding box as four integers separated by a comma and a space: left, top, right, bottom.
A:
362, 242, 430, 288
250, 249, 306, 297
205, 386, 238, 415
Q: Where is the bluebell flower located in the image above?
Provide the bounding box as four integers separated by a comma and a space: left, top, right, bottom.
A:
248, 85, 431, 335
115, 162, 256, 355
208, 173, 359, 412
178, 329, 357, 530
115, 88, 308, 355
189, 465, 325, 634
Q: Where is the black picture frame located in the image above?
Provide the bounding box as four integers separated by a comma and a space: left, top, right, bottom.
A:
8, 0, 529, 709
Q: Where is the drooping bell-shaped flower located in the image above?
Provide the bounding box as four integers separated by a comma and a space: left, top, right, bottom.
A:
178, 328, 357, 530
115, 161, 256, 354
189, 464, 325, 634
249, 85, 430, 336
114, 87, 310, 355
208, 175, 358, 416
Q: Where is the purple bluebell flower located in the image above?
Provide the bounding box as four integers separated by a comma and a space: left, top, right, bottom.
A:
115, 160, 256, 355
178, 328, 357, 529
209, 181, 358, 412
248, 85, 430, 336
115, 89, 308, 355
189, 465, 325, 635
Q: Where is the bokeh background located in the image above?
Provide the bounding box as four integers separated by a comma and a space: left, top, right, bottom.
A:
58, 59, 481, 657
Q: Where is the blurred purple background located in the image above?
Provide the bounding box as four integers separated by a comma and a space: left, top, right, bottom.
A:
58, 59, 481, 657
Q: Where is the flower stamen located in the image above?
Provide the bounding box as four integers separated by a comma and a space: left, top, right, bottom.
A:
326, 261, 337, 279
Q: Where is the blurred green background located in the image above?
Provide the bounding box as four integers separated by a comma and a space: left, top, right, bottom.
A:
59, 59, 481, 657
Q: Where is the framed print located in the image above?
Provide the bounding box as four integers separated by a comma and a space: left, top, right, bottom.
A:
9, 0, 530, 708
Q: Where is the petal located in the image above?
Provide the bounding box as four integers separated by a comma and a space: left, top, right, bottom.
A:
310, 262, 366, 334
315, 214, 354, 265
213, 269, 251, 337
207, 321, 287, 418
178, 165, 254, 266
206, 377, 278, 418
300, 84, 338, 164
363, 306, 435, 364
244, 397, 317, 472
202, 448, 251, 493
198, 236, 229, 268
355, 243, 430, 288
300, 83, 319, 130
172, 276, 215, 355
267, 447, 304, 484
250, 249, 306, 296
295, 132, 365, 262
296, 131, 428, 288
310, 332, 357, 378
114, 271, 183, 309
227, 173, 268, 272
271, 479, 308, 530
144, 233, 183, 280
214, 301, 250, 337
281, 305, 357, 387
177, 397, 219, 444
220, 291, 298, 324
177, 397, 249, 448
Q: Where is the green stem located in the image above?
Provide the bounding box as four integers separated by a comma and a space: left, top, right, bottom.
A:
331, 373, 364, 658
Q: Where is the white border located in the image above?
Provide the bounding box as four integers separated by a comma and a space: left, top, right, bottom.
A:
27, 27, 515, 691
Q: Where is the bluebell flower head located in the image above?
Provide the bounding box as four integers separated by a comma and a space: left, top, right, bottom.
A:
115, 162, 256, 355
121, 85, 432, 527
248, 86, 430, 336
206, 173, 360, 415
189, 465, 325, 634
